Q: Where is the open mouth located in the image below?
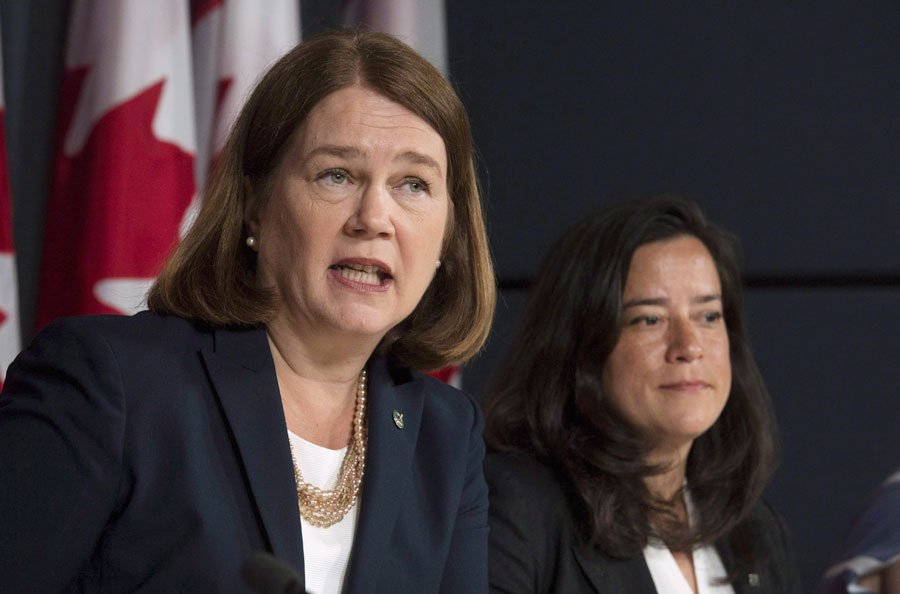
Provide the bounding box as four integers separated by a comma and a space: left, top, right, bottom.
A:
331, 262, 391, 285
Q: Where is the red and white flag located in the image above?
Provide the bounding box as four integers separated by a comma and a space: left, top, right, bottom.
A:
36, 0, 299, 331
193, 0, 300, 179
187, 0, 299, 233
0, 23, 21, 389
37, 1, 197, 329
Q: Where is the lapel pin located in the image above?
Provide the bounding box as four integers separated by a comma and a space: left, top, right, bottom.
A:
392, 409, 404, 430
748, 573, 760, 587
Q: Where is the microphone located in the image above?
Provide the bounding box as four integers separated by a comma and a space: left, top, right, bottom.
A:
241, 551, 307, 594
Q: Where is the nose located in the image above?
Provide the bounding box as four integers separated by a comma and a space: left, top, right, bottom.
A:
666, 318, 703, 363
345, 183, 394, 239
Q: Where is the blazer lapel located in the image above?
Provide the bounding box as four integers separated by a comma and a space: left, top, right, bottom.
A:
200, 325, 305, 580
717, 540, 770, 594
573, 526, 774, 594
573, 542, 656, 593
342, 357, 424, 594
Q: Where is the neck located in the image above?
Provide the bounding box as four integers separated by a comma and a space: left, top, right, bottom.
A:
266, 311, 382, 381
266, 323, 374, 450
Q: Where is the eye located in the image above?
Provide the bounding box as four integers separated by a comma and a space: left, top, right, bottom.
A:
703, 311, 724, 323
319, 169, 349, 185
629, 315, 661, 327
401, 178, 430, 194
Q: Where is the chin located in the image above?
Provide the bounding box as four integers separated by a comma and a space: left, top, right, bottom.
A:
679, 425, 717, 445
328, 311, 397, 339
332, 321, 390, 338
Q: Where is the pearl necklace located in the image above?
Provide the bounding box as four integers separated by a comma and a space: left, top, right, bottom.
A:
289, 369, 367, 528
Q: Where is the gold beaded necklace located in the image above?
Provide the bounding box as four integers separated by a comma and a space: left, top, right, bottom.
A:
288, 369, 368, 528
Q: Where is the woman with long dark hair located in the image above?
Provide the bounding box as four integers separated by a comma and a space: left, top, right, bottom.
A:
483, 195, 800, 593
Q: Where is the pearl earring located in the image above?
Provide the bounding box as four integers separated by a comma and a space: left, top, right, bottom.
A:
436, 260, 441, 269
246, 236, 257, 249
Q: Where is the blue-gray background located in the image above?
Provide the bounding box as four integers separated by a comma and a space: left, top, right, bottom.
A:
3, 2, 898, 591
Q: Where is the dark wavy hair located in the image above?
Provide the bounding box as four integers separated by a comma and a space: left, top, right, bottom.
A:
483, 194, 777, 562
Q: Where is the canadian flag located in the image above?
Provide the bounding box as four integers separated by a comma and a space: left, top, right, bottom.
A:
36, 0, 298, 331
0, 23, 21, 390
37, 1, 197, 329
188, 0, 299, 234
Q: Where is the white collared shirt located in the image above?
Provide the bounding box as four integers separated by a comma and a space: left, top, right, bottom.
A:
288, 430, 360, 594
644, 540, 735, 594
642, 487, 736, 594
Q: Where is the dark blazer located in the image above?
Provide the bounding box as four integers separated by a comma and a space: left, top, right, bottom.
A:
0, 312, 488, 593
485, 453, 801, 594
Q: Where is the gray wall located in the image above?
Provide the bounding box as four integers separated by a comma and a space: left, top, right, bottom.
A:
3, 1, 898, 592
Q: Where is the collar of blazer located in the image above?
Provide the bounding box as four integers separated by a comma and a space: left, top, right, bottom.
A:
199, 324, 426, 593
572, 531, 767, 594
573, 541, 656, 593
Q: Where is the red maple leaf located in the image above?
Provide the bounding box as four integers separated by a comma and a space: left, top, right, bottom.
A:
36, 67, 195, 331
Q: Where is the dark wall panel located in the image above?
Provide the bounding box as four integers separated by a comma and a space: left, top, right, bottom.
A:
746, 288, 900, 589
448, 2, 900, 279
464, 288, 528, 398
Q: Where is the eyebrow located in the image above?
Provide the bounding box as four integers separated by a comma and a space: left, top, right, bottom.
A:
304, 145, 364, 161
303, 145, 443, 176
396, 150, 444, 176
622, 294, 722, 309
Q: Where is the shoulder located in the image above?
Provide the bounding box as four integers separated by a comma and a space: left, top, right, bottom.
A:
744, 498, 793, 544
11, 313, 225, 404
35, 311, 213, 354
484, 452, 571, 523
16, 312, 204, 376
485, 453, 564, 495
6, 312, 224, 410
485, 453, 589, 593
382, 359, 483, 430
420, 372, 481, 421
745, 497, 796, 566
26, 312, 253, 376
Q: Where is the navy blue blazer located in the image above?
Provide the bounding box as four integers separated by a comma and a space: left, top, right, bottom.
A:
486, 453, 802, 594
0, 312, 488, 593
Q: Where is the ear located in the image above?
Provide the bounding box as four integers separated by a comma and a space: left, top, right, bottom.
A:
243, 176, 261, 238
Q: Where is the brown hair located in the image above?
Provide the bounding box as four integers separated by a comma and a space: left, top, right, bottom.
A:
483, 195, 777, 565
148, 29, 495, 370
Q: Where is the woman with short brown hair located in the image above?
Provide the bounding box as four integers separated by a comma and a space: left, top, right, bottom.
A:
1, 29, 495, 594
149, 28, 495, 368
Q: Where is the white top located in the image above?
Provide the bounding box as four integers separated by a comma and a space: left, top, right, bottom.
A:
643, 540, 735, 594
287, 430, 360, 594
642, 488, 736, 594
